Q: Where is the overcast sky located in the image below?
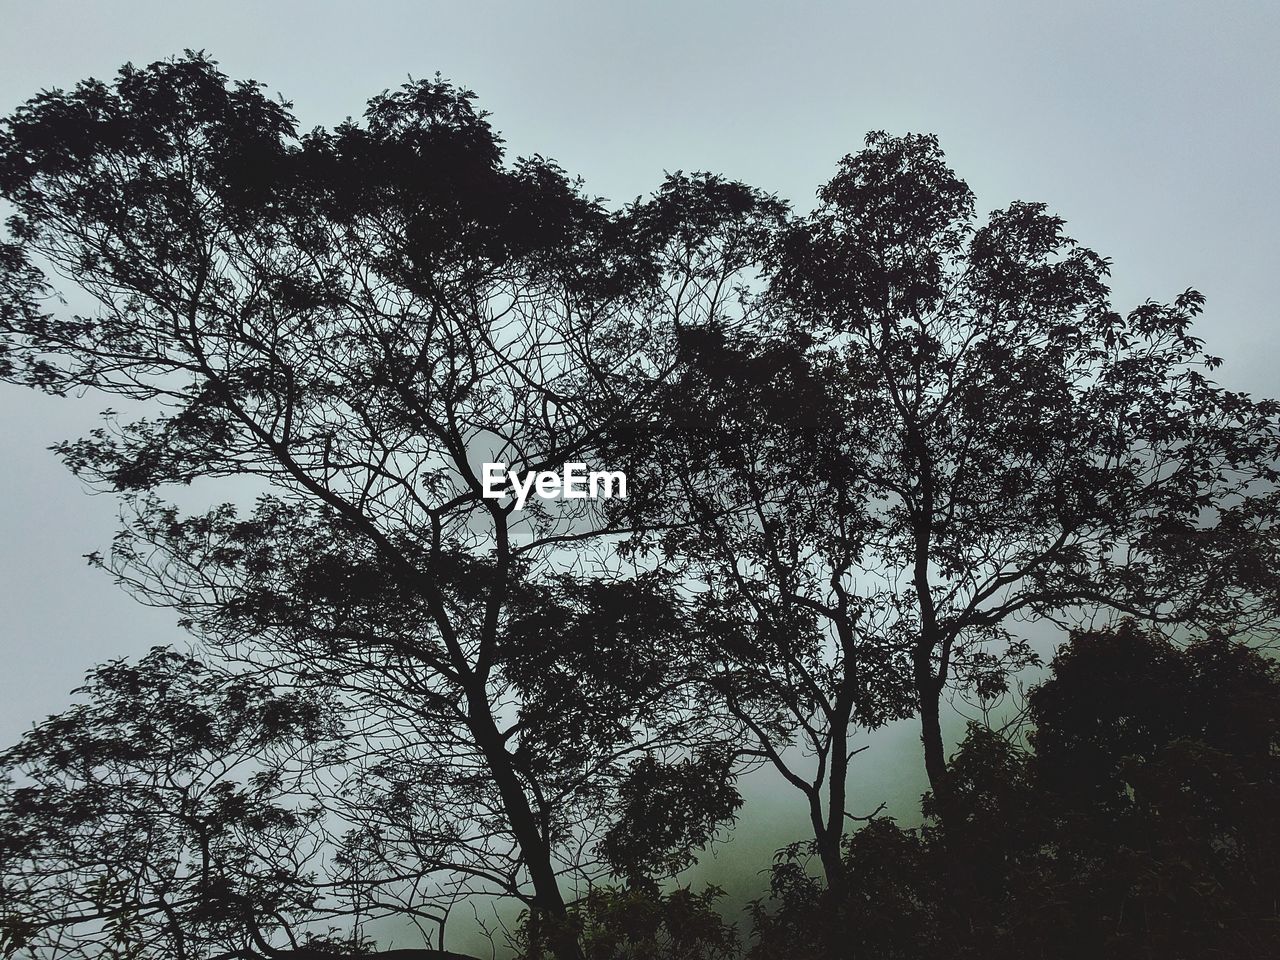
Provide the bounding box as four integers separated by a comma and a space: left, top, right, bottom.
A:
1, 0, 1277, 934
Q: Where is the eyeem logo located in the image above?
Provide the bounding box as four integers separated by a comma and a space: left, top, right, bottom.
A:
481, 462, 627, 510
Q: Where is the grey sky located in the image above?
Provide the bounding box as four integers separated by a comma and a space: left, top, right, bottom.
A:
0, 0, 1277, 937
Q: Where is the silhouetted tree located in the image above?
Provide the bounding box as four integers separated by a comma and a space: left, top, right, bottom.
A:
4, 51, 1280, 960
748, 623, 1280, 959
769, 132, 1280, 808
0, 54, 778, 959
0, 647, 484, 959
622, 132, 1280, 878
609, 324, 917, 892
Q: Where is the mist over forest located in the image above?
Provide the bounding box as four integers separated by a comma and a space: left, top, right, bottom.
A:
1, 10, 1279, 960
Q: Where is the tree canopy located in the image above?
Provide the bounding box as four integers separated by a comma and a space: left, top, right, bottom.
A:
0, 52, 776, 960
1, 53, 1278, 960
610, 130, 1280, 884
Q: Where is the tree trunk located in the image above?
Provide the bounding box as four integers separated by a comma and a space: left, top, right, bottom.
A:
811, 814, 846, 899
465, 688, 583, 960
818, 677, 855, 898
916, 674, 952, 821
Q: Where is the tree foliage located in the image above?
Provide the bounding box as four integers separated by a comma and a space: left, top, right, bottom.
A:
749, 624, 1280, 960
0, 53, 778, 959
0, 648, 347, 959
2, 53, 1279, 960
615, 130, 1280, 891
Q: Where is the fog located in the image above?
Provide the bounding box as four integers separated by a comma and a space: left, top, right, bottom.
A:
1, 1, 1276, 952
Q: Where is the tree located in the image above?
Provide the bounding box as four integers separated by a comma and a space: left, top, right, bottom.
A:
5, 51, 1279, 958
622, 131, 1280, 878
770, 132, 1280, 806
0, 54, 778, 959
0, 646, 484, 960
747, 624, 1280, 959
608, 324, 917, 892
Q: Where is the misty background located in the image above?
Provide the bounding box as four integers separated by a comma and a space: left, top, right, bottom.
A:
1, 0, 1277, 944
